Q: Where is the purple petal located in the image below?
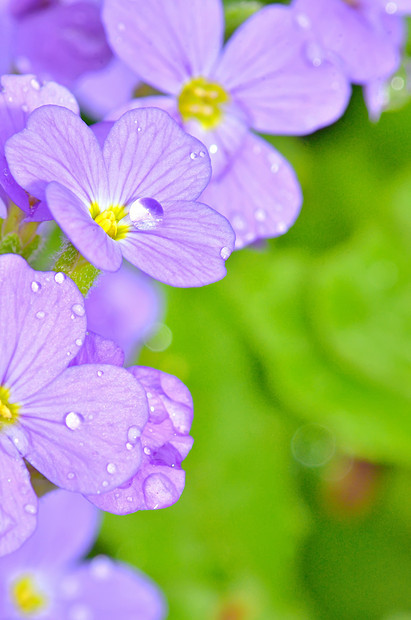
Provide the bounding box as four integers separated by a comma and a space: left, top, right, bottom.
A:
119, 199, 235, 287
213, 5, 350, 135
74, 57, 139, 120
87, 367, 193, 514
71, 331, 125, 368
0, 74, 78, 217
59, 557, 167, 620
20, 364, 148, 495
0, 439, 37, 557
105, 95, 179, 123
0, 254, 86, 400
14, 2, 112, 86
103, 0, 223, 94
45, 182, 122, 272
6, 105, 107, 204
103, 107, 211, 206
0, 489, 99, 570
292, 0, 401, 84
84, 265, 163, 361
201, 132, 302, 249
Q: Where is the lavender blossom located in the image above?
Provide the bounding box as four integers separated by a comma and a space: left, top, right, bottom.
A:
292, 0, 410, 84
0, 254, 149, 556
6, 105, 235, 286
103, 0, 351, 247
0, 74, 78, 221
85, 264, 163, 362
0, 489, 166, 619
71, 331, 193, 514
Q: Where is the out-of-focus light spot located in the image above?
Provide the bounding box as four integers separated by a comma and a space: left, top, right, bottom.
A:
144, 322, 173, 352
291, 423, 336, 467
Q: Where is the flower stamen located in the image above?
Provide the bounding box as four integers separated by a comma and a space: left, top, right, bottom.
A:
178, 76, 229, 130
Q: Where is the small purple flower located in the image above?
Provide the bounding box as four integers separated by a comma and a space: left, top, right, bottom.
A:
0, 254, 148, 556
70, 331, 193, 514
6, 105, 235, 286
3, 0, 112, 88
0, 489, 166, 619
103, 0, 351, 247
291, 0, 410, 85
85, 264, 164, 362
0, 74, 79, 221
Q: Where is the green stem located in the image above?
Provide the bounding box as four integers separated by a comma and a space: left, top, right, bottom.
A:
54, 242, 100, 296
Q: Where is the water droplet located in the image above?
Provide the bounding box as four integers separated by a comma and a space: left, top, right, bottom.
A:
255, 208, 267, 222
64, 411, 83, 430
129, 197, 164, 231
71, 303, 85, 317
54, 272, 65, 284
232, 213, 246, 231
97, 370, 104, 377
385, 1, 397, 14
75, 338, 83, 347
304, 41, 324, 67
126, 442, 133, 450
102, 480, 109, 488
31, 281, 41, 293
106, 463, 116, 475
35, 311, 45, 319
126, 496, 133, 502
21, 104, 28, 112
127, 426, 141, 443
143, 447, 151, 455
199, 150, 206, 157
190, 152, 198, 160
30, 78, 40, 90
296, 12, 311, 29
209, 144, 218, 154
270, 162, 279, 174
277, 221, 287, 234
137, 126, 142, 132
90, 556, 112, 579
24, 503, 37, 515
220, 246, 231, 260
150, 405, 155, 413
67, 472, 75, 480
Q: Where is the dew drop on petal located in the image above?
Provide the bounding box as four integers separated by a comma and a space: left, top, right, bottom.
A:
255, 208, 267, 222
90, 556, 111, 579
129, 197, 164, 231
97, 370, 104, 377
30, 78, 40, 90
64, 411, 83, 430
126, 442, 133, 450
67, 472, 75, 480
270, 162, 279, 174
102, 480, 109, 488
106, 463, 116, 475
220, 246, 231, 260
199, 150, 206, 157
31, 281, 41, 293
71, 303, 85, 317
143, 447, 151, 455
190, 152, 198, 160
35, 311, 45, 319
385, 1, 397, 14
209, 144, 218, 154
75, 338, 83, 347
24, 503, 37, 515
127, 425, 141, 443
54, 272, 65, 284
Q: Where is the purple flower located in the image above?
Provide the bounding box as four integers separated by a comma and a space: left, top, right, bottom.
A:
3, 0, 112, 88
0, 254, 148, 556
102, 0, 350, 247
0, 74, 79, 221
0, 489, 166, 619
291, 0, 410, 85
71, 331, 193, 514
6, 105, 235, 286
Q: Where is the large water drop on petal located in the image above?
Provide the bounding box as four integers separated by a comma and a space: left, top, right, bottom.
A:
129, 197, 164, 231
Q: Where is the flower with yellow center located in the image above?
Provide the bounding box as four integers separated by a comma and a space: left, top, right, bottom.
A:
0, 386, 19, 429
12, 575, 47, 616
178, 76, 229, 130
90, 203, 129, 240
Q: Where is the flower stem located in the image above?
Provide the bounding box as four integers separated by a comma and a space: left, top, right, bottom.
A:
54, 242, 100, 296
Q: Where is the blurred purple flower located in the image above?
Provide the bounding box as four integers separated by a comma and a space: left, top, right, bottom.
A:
0, 254, 148, 556
0, 74, 78, 221
71, 331, 194, 514
0, 489, 166, 619
85, 264, 164, 362
292, 0, 411, 118
6, 105, 235, 286
103, 0, 351, 248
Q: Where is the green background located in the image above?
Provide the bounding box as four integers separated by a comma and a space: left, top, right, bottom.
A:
96, 7, 411, 619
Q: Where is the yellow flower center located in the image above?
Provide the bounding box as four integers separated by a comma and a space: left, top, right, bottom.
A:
0, 386, 19, 429
90, 203, 128, 240
178, 76, 229, 130
12, 575, 47, 616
